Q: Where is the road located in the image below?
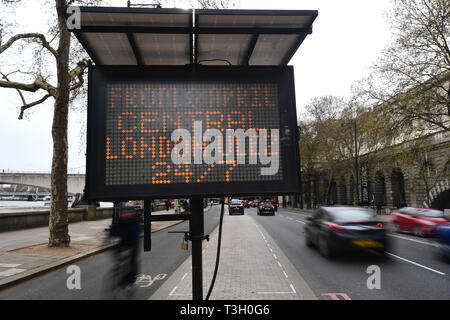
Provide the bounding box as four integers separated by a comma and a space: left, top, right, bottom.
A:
0, 205, 449, 300
250, 207, 450, 300
0, 206, 222, 300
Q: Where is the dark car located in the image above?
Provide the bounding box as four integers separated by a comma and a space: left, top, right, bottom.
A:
229, 199, 244, 215
304, 207, 388, 258
392, 207, 448, 237
258, 202, 275, 216
435, 223, 450, 262
269, 198, 279, 211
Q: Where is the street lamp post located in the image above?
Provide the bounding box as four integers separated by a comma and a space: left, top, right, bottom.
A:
341, 121, 359, 205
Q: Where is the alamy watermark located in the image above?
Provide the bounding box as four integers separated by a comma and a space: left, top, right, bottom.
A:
171, 121, 280, 175
366, 265, 381, 290
66, 6, 80, 30
66, 265, 81, 290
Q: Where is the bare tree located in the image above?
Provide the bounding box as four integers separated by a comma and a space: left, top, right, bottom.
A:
358, 0, 449, 133
1, 0, 238, 247
0, 0, 96, 247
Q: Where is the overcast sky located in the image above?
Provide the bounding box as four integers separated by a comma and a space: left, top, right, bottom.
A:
0, 0, 393, 173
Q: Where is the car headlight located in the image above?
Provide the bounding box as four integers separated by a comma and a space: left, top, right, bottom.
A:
420, 220, 436, 226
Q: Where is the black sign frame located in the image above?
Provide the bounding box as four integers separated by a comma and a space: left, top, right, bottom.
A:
86, 65, 300, 201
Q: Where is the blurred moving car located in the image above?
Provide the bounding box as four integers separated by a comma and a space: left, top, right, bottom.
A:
435, 223, 450, 262
267, 198, 279, 211
126, 200, 141, 209
304, 207, 388, 258
392, 207, 448, 237
229, 199, 244, 215
257, 201, 275, 216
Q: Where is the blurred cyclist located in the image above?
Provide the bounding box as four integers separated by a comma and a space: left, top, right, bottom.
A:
109, 202, 140, 291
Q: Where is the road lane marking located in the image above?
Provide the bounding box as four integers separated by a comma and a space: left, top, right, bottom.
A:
386, 252, 446, 276
257, 283, 297, 295
290, 284, 297, 293
257, 291, 296, 294
0, 264, 21, 268
0, 268, 26, 277
167, 273, 189, 297
296, 220, 306, 224
254, 224, 297, 295
388, 234, 437, 247
135, 273, 167, 288
169, 286, 178, 296
322, 293, 351, 300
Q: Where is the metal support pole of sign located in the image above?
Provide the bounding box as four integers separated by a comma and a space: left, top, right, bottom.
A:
189, 198, 204, 300
144, 200, 152, 252
113, 201, 120, 224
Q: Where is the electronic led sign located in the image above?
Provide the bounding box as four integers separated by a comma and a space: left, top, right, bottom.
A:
86, 66, 300, 200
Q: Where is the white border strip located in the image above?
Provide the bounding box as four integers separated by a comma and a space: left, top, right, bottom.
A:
387, 252, 446, 276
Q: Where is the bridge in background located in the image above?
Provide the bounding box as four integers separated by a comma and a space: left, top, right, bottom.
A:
0, 172, 85, 195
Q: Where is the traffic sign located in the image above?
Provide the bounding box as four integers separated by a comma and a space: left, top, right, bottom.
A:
85, 65, 301, 200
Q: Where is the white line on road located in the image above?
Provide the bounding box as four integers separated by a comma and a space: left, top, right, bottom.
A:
386, 252, 446, 276
257, 291, 296, 294
255, 224, 297, 295
290, 284, 297, 294
169, 286, 178, 296
296, 220, 306, 224
167, 273, 189, 297
0, 268, 26, 277
388, 234, 437, 247
0, 263, 21, 268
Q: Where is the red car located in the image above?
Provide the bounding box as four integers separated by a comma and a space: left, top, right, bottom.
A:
392, 207, 448, 237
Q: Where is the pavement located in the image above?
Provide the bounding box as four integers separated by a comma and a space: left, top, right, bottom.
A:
150, 210, 317, 300
0, 207, 185, 290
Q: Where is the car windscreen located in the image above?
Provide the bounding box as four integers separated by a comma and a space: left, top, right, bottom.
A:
329, 209, 375, 223
231, 201, 242, 205
416, 209, 444, 218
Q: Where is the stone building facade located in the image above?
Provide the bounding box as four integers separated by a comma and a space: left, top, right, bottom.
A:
287, 131, 450, 212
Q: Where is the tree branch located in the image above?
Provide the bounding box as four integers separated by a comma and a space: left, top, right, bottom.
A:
1, 72, 54, 119
69, 58, 90, 91
0, 75, 57, 97
1, 71, 27, 109
18, 94, 52, 119
0, 33, 58, 58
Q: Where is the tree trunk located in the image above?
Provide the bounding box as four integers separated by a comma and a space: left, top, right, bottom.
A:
48, 0, 71, 247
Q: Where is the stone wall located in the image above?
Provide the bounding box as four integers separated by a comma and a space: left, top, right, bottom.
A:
0, 207, 113, 232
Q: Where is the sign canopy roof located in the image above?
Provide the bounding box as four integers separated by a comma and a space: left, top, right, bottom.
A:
65, 6, 318, 66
